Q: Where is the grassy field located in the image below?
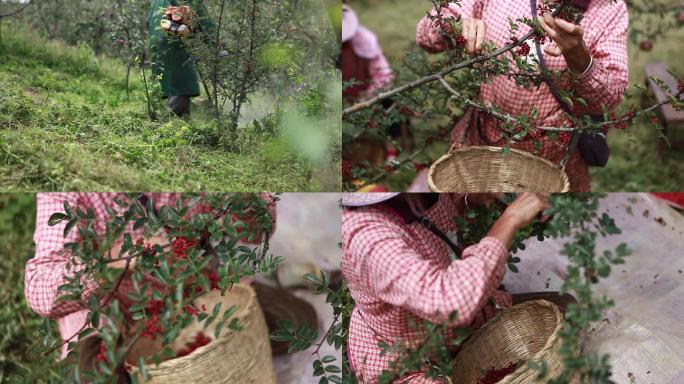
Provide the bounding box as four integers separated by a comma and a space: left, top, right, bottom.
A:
0, 28, 340, 192
353, 0, 684, 192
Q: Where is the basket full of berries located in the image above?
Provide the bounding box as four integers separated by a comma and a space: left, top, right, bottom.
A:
160, 5, 195, 37
449, 300, 578, 384
126, 284, 276, 384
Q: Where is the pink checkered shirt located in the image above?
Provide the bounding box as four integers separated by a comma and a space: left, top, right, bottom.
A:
416, 0, 629, 191
342, 194, 512, 383
25, 193, 274, 358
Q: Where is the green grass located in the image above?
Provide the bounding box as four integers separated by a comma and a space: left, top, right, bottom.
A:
353, 0, 684, 192
0, 28, 339, 192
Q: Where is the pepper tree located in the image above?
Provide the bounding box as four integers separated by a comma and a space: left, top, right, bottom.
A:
276, 194, 631, 384
39, 193, 281, 383
342, 0, 684, 191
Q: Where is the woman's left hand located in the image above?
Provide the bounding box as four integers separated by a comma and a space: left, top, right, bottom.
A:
538, 13, 592, 75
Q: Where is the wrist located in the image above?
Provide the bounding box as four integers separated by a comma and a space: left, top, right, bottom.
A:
564, 43, 592, 74
499, 211, 524, 231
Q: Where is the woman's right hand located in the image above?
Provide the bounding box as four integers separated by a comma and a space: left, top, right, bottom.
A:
486, 193, 550, 249
461, 18, 487, 55
501, 193, 551, 230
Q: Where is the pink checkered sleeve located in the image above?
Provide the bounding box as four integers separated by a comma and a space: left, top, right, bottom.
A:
25, 193, 100, 319
416, 1, 483, 53
572, 2, 629, 114
347, 214, 508, 326
365, 53, 394, 96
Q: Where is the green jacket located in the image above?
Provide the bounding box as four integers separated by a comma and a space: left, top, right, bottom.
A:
148, 0, 215, 97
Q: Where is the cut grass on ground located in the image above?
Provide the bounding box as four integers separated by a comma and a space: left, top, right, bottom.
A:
0, 28, 338, 192
353, 0, 684, 192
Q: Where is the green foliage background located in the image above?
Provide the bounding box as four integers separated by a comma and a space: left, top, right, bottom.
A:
0, 194, 66, 382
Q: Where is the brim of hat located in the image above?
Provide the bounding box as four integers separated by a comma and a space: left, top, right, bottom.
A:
341, 193, 401, 207
342, 5, 359, 42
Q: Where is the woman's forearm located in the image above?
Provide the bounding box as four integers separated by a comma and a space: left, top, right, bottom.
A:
485, 213, 520, 250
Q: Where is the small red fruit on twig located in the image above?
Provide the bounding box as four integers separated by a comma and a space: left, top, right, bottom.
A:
455, 35, 467, 47
677, 11, 684, 26
639, 40, 653, 52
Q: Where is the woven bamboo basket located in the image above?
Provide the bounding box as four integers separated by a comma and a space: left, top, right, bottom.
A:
428, 146, 570, 193
128, 284, 275, 384
450, 300, 578, 384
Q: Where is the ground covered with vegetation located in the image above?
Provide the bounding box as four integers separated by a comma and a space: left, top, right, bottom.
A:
352, 0, 684, 192
0, 25, 341, 192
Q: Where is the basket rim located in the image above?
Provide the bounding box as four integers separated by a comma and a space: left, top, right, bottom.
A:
128, 283, 259, 373
450, 299, 564, 384
427, 146, 570, 193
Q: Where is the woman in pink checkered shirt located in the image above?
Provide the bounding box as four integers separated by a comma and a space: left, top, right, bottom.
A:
416, 0, 629, 191
342, 193, 552, 383
24, 193, 275, 365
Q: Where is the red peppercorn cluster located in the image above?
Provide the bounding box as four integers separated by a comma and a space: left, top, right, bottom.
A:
558, 131, 572, 145
146, 300, 164, 316
183, 305, 199, 317
477, 362, 521, 384
208, 273, 221, 290
342, 160, 351, 180
142, 299, 166, 339
95, 341, 107, 363
141, 317, 163, 339
172, 237, 198, 259
455, 35, 467, 48
516, 42, 531, 56
175, 332, 212, 358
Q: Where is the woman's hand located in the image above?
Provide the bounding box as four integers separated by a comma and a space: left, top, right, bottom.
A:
501, 193, 551, 230
538, 13, 592, 74
486, 193, 550, 249
461, 18, 487, 55
108, 234, 167, 270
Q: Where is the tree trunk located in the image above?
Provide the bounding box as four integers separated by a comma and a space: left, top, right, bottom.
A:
125, 63, 132, 101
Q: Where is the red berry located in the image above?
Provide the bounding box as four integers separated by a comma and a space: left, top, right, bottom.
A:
142, 316, 163, 339
384, 165, 396, 174
677, 11, 684, 26
558, 132, 572, 145
456, 35, 467, 47
95, 341, 107, 362
208, 273, 220, 290
342, 160, 351, 180
184, 305, 199, 316
639, 40, 653, 52
413, 162, 426, 172
516, 42, 531, 56
146, 300, 164, 316
399, 106, 418, 117
172, 237, 197, 259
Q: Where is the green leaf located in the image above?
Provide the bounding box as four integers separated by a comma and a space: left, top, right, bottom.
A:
63, 219, 77, 238
321, 355, 336, 363
48, 213, 69, 226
